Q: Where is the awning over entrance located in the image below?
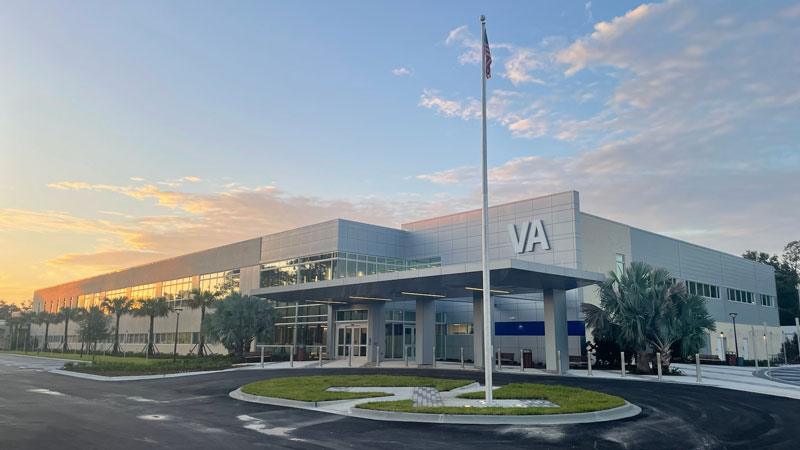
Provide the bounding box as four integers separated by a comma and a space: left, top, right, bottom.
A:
249, 258, 604, 304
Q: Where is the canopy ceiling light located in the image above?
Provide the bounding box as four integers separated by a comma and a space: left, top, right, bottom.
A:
307, 300, 346, 305
348, 295, 392, 301
400, 291, 445, 298
465, 287, 510, 294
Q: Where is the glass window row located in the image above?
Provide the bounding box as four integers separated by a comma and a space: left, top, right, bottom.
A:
259, 252, 442, 288
687, 280, 720, 299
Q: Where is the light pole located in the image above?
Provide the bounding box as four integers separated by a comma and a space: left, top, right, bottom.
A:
729, 312, 739, 361
172, 307, 183, 363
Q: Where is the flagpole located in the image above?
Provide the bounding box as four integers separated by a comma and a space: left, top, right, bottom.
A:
479, 14, 493, 404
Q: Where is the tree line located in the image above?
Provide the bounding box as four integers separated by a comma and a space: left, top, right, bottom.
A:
2, 290, 277, 360
743, 240, 800, 325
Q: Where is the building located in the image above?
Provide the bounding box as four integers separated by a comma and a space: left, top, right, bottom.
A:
27, 191, 781, 368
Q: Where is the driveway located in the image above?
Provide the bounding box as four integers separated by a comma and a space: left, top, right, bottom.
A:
1, 353, 798, 449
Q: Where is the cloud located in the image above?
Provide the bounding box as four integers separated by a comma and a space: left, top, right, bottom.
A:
418, 89, 479, 120
181, 176, 201, 182
392, 66, 412, 76
415, 1, 800, 257
129, 177, 144, 182
503, 49, 546, 85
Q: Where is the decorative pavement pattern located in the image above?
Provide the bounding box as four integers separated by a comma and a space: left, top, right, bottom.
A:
412, 387, 444, 407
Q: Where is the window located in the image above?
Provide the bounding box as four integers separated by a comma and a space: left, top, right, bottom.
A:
200, 269, 240, 294
130, 283, 156, 300
686, 281, 720, 299
447, 323, 474, 335
335, 309, 368, 321
615, 254, 625, 276
760, 294, 775, 307
728, 288, 754, 304
162, 277, 193, 308
260, 252, 442, 288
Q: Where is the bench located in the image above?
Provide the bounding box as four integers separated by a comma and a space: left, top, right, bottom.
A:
243, 351, 272, 363
496, 352, 516, 366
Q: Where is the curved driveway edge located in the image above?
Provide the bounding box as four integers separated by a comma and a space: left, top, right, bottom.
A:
228, 388, 641, 425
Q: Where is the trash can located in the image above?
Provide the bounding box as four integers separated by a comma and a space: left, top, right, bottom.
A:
522, 349, 533, 368
725, 353, 736, 366
736, 356, 744, 366
297, 347, 305, 361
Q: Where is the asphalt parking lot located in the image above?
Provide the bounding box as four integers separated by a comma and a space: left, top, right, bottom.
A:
1, 353, 798, 449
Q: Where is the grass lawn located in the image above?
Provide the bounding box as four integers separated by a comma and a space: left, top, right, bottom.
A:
357, 383, 626, 415
241, 375, 474, 402
1, 350, 153, 365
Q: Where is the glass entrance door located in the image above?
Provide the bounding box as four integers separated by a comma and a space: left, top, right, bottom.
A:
336, 324, 368, 358
404, 325, 416, 360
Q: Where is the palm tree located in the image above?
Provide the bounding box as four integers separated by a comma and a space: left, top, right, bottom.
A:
582, 261, 715, 372
6, 316, 21, 350
19, 311, 37, 353
101, 296, 133, 354
187, 289, 218, 357
35, 311, 55, 352
58, 306, 83, 353
133, 297, 172, 357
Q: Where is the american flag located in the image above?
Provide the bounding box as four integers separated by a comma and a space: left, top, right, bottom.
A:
483, 29, 492, 79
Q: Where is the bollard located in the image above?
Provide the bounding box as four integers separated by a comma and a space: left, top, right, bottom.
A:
319, 346, 323, 367
657, 352, 663, 381
290, 345, 295, 368
695, 353, 702, 382
260, 346, 265, 368
621, 352, 626, 377
587, 353, 593, 376
557, 350, 562, 375
376, 345, 381, 367
460, 347, 464, 369
433, 346, 436, 368
520, 349, 524, 373
124, 350, 127, 359
497, 348, 502, 371
348, 344, 352, 367
405, 346, 409, 367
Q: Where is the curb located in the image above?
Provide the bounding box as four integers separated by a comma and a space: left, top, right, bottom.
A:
49, 367, 245, 382
348, 402, 641, 425
228, 388, 641, 425
229, 388, 396, 408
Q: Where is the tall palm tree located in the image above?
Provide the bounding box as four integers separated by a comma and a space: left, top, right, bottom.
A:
133, 297, 172, 357
187, 289, 218, 357
35, 311, 55, 352
58, 306, 83, 353
6, 316, 21, 351
101, 296, 133, 354
19, 311, 37, 353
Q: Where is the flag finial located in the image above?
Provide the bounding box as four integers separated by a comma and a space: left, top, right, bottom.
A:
480, 15, 485, 22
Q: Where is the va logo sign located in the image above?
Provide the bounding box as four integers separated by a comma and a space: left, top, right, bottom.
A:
508, 220, 550, 254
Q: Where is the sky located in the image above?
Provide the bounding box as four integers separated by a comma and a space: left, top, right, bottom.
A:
1, 0, 799, 304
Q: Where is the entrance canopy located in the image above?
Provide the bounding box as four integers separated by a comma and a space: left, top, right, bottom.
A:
250, 258, 604, 304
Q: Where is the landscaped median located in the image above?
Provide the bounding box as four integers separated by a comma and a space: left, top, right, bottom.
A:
62, 355, 234, 376
358, 383, 625, 416
232, 375, 641, 425
241, 375, 472, 402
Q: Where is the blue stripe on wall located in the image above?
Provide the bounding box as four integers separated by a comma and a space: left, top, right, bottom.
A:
494, 321, 585, 336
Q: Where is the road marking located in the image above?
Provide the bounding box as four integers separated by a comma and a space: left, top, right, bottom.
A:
126, 396, 166, 403
27, 388, 65, 396
236, 415, 305, 441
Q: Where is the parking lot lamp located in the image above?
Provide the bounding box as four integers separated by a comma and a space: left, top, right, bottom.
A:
729, 312, 739, 359
173, 307, 183, 363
